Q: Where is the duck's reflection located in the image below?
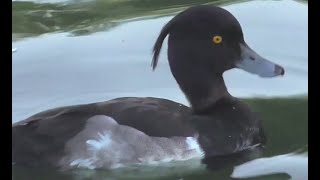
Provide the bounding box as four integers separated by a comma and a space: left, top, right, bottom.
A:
202, 145, 264, 171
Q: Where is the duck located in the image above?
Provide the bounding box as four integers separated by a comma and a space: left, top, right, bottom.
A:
12, 5, 284, 170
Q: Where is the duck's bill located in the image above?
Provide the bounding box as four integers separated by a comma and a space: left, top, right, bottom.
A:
235, 43, 284, 78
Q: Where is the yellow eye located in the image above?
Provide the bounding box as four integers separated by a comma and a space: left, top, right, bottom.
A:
212, 35, 223, 44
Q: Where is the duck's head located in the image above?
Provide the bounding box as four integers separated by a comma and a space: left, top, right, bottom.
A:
152, 5, 284, 111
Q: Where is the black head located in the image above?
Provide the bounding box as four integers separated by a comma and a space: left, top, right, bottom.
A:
153, 5, 243, 74
152, 5, 284, 111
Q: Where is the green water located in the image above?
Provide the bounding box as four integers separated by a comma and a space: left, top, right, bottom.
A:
12, 0, 308, 179
12, 0, 250, 39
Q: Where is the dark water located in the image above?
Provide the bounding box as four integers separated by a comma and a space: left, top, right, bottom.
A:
12, 0, 308, 179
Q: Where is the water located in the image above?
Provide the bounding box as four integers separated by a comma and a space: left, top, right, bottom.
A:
12, 0, 308, 179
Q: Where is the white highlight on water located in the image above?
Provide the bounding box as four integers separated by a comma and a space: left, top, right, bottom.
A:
231, 152, 308, 180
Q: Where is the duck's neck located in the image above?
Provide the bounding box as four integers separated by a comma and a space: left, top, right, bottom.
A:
178, 73, 230, 113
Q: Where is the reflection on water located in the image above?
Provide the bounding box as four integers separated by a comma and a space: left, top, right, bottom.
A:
12, 0, 248, 39
232, 152, 308, 180
12, 0, 308, 179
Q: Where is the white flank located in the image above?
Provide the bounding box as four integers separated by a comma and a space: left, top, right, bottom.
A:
86, 132, 112, 151
186, 137, 204, 156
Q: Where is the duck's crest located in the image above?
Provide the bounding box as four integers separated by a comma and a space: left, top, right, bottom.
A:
151, 19, 175, 71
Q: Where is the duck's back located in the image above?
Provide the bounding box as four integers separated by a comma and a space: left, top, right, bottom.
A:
12, 97, 198, 169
